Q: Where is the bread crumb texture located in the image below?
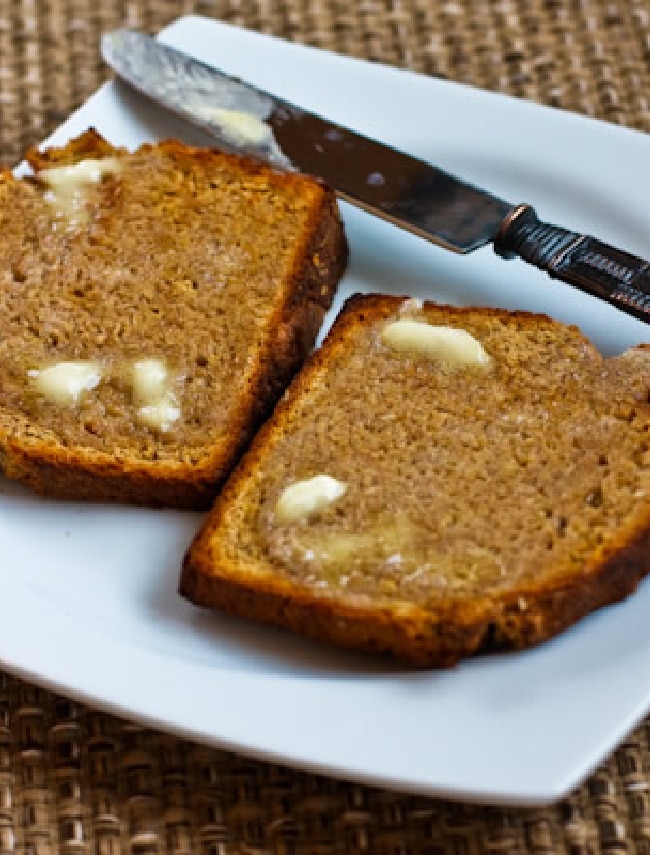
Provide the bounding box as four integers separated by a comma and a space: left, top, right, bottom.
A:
182, 295, 650, 664
0, 130, 347, 507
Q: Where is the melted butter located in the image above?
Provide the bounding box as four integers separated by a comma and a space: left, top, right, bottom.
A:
381, 320, 491, 367
136, 390, 181, 432
295, 515, 415, 567
38, 157, 121, 224
302, 530, 379, 564
128, 358, 181, 433
131, 358, 169, 404
285, 516, 508, 596
28, 360, 102, 406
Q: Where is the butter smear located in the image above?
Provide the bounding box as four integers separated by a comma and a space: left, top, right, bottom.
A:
39, 157, 121, 224
203, 108, 272, 147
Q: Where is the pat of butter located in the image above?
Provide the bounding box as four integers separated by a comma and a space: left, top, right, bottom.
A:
28, 361, 102, 406
275, 475, 347, 524
137, 390, 181, 433
128, 358, 181, 432
39, 157, 121, 223
202, 108, 272, 147
131, 358, 169, 405
381, 320, 491, 367
398, 297, 423, 315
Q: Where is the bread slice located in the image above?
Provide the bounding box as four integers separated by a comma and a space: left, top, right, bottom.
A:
0, 130, 347, 508
180, 294, 650, 666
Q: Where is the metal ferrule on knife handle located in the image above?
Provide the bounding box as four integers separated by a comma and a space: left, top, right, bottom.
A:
495, 204, 650, 322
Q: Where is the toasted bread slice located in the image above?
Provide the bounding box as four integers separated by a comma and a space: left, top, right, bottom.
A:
181, 294, 650, 666
0, 130, 347, 508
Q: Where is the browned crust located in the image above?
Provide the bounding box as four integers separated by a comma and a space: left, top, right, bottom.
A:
0, 429, 216, 509
180, 519, 650, 666
484, 520, 650, 653
25, 128, 123, 169
0, 131, 347, 509
180, 294, 650, 666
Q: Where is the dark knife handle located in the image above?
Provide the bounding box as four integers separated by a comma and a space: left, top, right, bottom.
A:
494, 204, 650, 323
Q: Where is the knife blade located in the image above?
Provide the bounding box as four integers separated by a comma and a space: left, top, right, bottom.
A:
101, 30, 650, 324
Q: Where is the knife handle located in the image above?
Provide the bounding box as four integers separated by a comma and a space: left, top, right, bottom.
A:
494, 204, 650, 323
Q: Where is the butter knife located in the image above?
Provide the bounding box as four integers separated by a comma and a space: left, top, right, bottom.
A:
102, 30, 650, 324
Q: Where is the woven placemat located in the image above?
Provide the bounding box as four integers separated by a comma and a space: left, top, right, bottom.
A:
2, 672, 650, 855
1, 1, 650, 852
1, 0, 649, 165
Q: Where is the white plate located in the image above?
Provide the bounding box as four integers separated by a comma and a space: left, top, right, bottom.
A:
2, 15, 650, 807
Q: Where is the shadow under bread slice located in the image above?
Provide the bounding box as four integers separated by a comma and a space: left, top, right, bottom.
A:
0, 129, 347, 508
180, 294, 650, 666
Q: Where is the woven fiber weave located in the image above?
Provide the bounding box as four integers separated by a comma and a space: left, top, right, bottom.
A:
0, 0, 649, 165
1, 1, 650, 853
3, 672, 650, 855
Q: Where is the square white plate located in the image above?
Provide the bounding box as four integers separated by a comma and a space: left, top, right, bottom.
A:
1, 15, 650, 806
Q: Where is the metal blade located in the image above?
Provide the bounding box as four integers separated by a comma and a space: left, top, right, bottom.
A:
102, 30, 512, 253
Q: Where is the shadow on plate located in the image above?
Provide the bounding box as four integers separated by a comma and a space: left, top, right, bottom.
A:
146, 553, 411, 679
